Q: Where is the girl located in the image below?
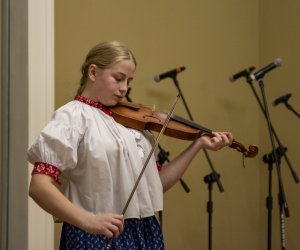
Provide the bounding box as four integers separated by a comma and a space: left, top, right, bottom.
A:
28, 41, 233, 249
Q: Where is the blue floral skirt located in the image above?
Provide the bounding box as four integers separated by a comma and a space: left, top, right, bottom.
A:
59, 215, 164, 250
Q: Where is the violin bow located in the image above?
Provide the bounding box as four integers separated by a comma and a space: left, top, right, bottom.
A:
121, 93, 181, 214
106, 94, 181, 249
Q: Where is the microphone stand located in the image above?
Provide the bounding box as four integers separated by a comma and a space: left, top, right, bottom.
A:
282, 101, 300, 118
251, 77, 290, 250
263, 145, 287, 250
245, 78, 299, 184
203, 172, 221, 250
169, 76, 224, 250
125, 87, 191, 229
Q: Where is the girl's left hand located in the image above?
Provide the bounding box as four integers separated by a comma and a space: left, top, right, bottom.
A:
197, 131, 233, 151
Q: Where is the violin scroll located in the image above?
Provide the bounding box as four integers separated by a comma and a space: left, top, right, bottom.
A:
229, 141, 258, 158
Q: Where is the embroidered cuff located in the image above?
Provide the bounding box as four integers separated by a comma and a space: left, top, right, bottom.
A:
32, 162, 62, 185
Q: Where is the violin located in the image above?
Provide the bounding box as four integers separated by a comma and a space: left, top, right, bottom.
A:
109, 101, 258, 158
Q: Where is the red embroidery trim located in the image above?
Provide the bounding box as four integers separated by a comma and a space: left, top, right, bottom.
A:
75, 96, 112, 116
32, 162, 62, 185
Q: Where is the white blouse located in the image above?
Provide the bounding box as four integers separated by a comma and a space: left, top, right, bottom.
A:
27, 99, 163, 219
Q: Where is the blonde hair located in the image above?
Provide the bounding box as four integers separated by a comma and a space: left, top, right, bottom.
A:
76, 41, 137, 96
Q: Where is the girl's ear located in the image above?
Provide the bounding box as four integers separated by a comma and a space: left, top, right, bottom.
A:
87, 64, 97, 82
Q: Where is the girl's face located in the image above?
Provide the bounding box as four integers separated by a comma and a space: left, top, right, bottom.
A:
85, 59, 135, 106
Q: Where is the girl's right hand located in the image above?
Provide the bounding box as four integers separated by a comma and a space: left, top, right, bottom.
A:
82, 213, 124, 238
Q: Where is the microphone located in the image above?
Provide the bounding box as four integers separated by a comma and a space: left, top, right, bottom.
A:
248, 58, 282, 81
154, 66, 186, 82
229, 66, 255, 82
272, 93, 292, 106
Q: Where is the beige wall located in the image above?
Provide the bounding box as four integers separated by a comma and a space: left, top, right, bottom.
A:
54, 1, 299, 249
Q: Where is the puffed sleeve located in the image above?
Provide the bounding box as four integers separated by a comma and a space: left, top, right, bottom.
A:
27, 105, 85, 184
